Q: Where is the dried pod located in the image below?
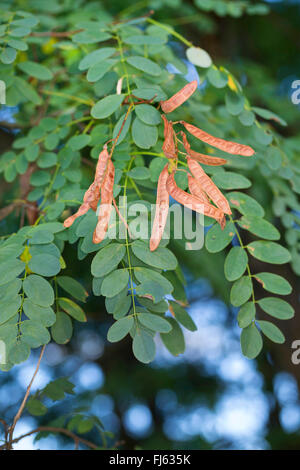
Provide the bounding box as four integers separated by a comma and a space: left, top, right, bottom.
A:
160, 80, 198, 113
166, 172, 225, 227
93, 159, 115, 244
187, 156, 231, 215
150, 164, 170, 251
63, 202, 90, 228
162, 115, 176, 159
188, 174, 209, 204
95, 145, 110, 186
182, 121, 255, 156
181, 132, 227, 166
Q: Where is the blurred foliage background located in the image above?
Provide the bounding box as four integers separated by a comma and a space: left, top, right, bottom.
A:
1, 0, 300, 450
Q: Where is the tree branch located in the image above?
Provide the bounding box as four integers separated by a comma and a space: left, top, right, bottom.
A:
7, 346, 46, 449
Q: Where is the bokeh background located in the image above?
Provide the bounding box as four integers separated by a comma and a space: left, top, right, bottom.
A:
1, 0, 300, 450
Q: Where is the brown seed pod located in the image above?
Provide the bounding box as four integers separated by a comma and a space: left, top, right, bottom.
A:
94, 145, 110, 186
186, 156, 231, 215
63, 202, 90, 228
160, 80, 198, 114
181, 132, 227, 166
166, 172, 225, 227
150, 164, 170, 252
93, 159, 115, 244
162, 115, 176, 159
188, 174, 209, 204
181, 121, 255, 156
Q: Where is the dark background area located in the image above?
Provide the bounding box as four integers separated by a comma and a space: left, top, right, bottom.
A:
0, 0, 300, 450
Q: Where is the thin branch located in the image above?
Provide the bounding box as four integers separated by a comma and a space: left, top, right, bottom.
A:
5, 426, 100, 450
7, 346, 46, 449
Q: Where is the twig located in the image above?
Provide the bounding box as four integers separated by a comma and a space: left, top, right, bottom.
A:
4, 426, 100, 450
7, 346, 46, 449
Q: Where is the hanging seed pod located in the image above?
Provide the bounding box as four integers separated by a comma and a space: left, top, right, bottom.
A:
150, 164, 170, 251
63, 202, 90, 228
160, 80, 198, 113
188, 174, 209, 204
181, 121, 255, 156
181, 132, 227, 166
162, 115, 176, 159
93, 159, 115, 244
187, 156, 231, 215
94, 144, 110, 186
166, 172, 225, 227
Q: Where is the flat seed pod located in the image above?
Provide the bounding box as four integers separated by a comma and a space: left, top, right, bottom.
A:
150, 164, 170, 252
160, 80, 198, 113
93, 159, 115, 244
182, 121, 255, 156
186, 156, 231, 215
181, 132, 227, 166
166, 172, 225, 227
161, 115, 176, 159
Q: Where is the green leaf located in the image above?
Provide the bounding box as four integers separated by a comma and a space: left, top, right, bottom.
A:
128, 166, 150, 180
136, 281, 165, 304
132, 329, 156, 363
68, 134, 91, 151
91, 94, 125, 119
0, 259, 25, 287
239, 109, 255, 127
21, 320, 51, 348
138, 312, 171, 333
258, 297, 294, 320
212, 172, 251, 190
252, 106, 287, 127
18, 61, 53, 80
160, 318, 185, 356
107, 316, 134, 342
258, 320, 285, 344
87, 59, 116, 83
127, 56, 161, 76
105, 288, 131, 319
207, 66, 228, 88
14, 77, 42, 105
28, 254, 61, 277
59, 298, 86, 322
101, 269, 129, 298
0, 47, 17, 64
247, 241, 291, 264
169, 301, 197, 331
7, 38, 28, 51
56, 276, 88, 302
23, 274, 54, 307
79, 47, 116, 71
38, 152, 57, 168
124, 35, 166, 45
23, 299, 56, 327
227, 191, 265, 217
225, 90, 245, 116
72, 30, 111, 44
205, 222, 235, 253
237, 215, 280, 240
230, 276, 252, 307
224, 246, 248, 281
186, 46, 212, 68
30, 171, 51, 187
51, 311, 73, 344
135, 104, 161, 125
132, 240, 177, 270
241, 323, 263, 359
0, 296, 21, 325
237, 302, 256, 328
9, 340, 30, 365
27, 398, 47, 416
254, 272, 292, 295
91, 243, 125, 277
43, 377, 75, 400
112, 112, 132, 145
132, 118, 158, 149
134, 267, 173, 297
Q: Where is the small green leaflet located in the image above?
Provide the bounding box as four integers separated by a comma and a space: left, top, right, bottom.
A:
132, 329, 156, 363
127, 56, 161, 76
258, 297, 294, 320
254, 272, 292, 295
107, 316, 134, 343
258, 320, 285, 344
138, 312, 171, 333
132, 118, 158, 149
247, 241, 291, 264
230, 276, 252, 307
91, 94, 125, 119
91, 243, 125, 277
224, 246, 248, 281
241, 323, 263, 359
101, 269, 129, 298
237, 302, 256, 328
